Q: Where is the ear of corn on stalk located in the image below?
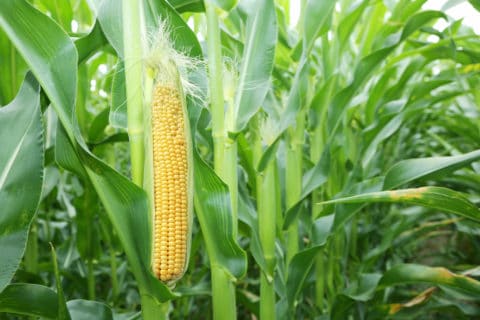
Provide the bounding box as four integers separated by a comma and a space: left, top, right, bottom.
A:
143, 23, 196, 285
150, 79, 193, 283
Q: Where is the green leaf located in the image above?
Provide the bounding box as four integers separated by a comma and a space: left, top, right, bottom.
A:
331, 273, 382, 320
144, 0, 203, 57
286, 248, 322, 312
469, 0, 480, 11
55, 124, 88, 180
362, 113, 404, 169
110, 61, 127, 129
75, 22, 108, 64
286, 215, 333, 308
168, 0, 205, 13
401, 11, 447, 41
322, 186, 480, 223
95, 0, 124, 57
0, 284, 58, 319
233, 0, 277, 132
193, 151, 247, 279
380, 264, 480, 295
209, 0, 237, 12
51, 244, 71, 320
337, 1, 369, 49
238, 194, 267, 273
0, 29, 28, 105
256, 134, 281, 172
33, 0, 74, 32
328, 9, 448, 134
384, 149, 480, 189
303, 0, 335, 54
0, 74, 43, 293
0, 1, 76, 128
88, 107, 110, 143
67, 300, 114, 320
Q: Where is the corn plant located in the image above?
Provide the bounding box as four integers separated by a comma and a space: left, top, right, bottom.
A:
1, 0, 480, 319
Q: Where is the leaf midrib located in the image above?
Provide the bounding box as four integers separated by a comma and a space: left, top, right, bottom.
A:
0, 114, 34, 191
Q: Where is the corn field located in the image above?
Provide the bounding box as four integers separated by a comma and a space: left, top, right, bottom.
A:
1, 0, 480, 319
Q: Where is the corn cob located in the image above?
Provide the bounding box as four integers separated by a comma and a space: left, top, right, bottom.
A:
151, 82, 192, 283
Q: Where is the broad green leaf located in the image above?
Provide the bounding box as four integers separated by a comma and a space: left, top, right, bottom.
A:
400, 11, 447, 41
286, 247, 323, 309
210, 0, 237, 11
379, 264, 480, 295
331, 177, 384, 231
328, 45, 396, 132
331, 273, 382, 320
238, 194, 267, 274
193, 151, 247, 279
303, 0, 335, 54
168, 0, 205, 12
384, 149, 480, 189
362, 113, 403, 169
95, 0, 124, 57
322, 186, 480, 223
0, 284, 58, 319
0, 75, 43, 293
332, 265, 480, 318
32, 0, 74, 32
344, 273, 383, 302
256, 134, 281, 172
233, 0, 277, 132
67, 300, 114, 320
0, 0, 174, 303
55, 124, 88, 180
286, 215, 333, 308
469, 0, 480, 11
0, 29, 28, 105
75, 22, 109, 64
88, 107, 110, 143
144, 0, 203, 57
337, 1, 369, 49
110, 61, 127, 129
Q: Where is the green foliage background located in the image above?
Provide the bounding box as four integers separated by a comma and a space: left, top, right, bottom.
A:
1, 0, 480, 319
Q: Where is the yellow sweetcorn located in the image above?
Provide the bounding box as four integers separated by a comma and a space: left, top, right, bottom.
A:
144, 21, 196, 284
150, 82, 192, 283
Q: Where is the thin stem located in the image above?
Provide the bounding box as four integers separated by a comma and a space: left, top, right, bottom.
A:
254, 120, 277, 320
315, 253, 325, 311
211, 266, 237, 320
205, 2, 237, 319
205, 1, 225, 175
87, 259, 95, 300
258, 159, 277, 319
83, 184, 96, 301
285, 110, 305, 264
141, 294, 170, 320
223, 138, 238, 232
122, 0, 144, 186
109, 244, 119, 300
24, 223, 38, 274
260, 272, 275, 320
